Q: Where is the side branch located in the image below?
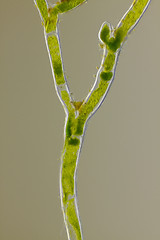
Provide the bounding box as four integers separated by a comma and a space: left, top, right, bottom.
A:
34, 0, 87, 113
75, 0, 152, 135
44, 30, 73, 113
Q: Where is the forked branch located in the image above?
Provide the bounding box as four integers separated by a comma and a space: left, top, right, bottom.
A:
33, 1, 152, 239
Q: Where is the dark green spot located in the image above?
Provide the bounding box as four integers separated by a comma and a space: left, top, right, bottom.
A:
100, 71, 113, 81
66, 118, 72, 138
68, 138, 80, 146
75, 119, 84, 135
100, 24, 110, 44
53, 62, 63, 77
107, 28, 125, 52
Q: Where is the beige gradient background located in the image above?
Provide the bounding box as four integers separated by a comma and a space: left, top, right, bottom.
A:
0, 0, 160, 239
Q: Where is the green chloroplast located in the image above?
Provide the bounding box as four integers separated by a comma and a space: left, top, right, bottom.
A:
33, 0, 152, 239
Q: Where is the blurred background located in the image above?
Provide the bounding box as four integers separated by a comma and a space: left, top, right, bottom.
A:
0, 0, 160, 239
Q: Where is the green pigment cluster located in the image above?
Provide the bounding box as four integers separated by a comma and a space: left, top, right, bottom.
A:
33, 0, 151, 239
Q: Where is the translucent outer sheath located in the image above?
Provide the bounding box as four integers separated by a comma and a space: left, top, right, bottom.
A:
33, 1, 151, 239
